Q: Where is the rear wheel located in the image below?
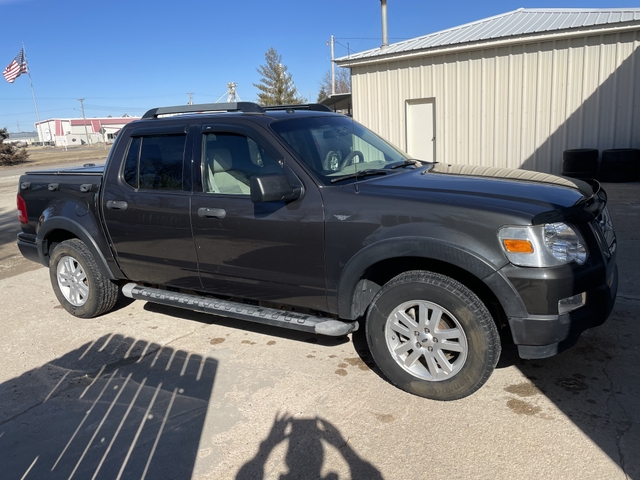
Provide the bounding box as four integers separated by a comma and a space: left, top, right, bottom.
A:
366, 270, 500, 400
49, 239, 118, 318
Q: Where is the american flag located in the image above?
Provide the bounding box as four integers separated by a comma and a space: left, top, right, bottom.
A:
3, 48, 28, 83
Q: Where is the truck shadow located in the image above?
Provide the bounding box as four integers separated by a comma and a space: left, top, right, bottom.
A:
0, 206, 20, 248
497, 303, 639, 478
142, 302, 352, 347
0, 334, 217, 480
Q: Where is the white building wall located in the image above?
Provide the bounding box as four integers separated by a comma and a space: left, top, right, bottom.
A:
350, 30, 640, 174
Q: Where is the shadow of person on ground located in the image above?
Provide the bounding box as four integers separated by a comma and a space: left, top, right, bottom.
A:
236, 413, 383, 480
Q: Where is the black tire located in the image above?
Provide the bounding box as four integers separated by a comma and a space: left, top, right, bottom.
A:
562, 149, 598, 173
49, 239, 119, 318
600, 149, 640, 181
365, 271, 500, 401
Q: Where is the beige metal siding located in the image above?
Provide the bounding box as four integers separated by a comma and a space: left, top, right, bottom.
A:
350, 30, 640, 174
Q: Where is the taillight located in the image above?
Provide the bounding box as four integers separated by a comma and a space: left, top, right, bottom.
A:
17, 194, 28, 224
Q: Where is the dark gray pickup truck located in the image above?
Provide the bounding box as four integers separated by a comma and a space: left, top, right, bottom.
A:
16, 102, 618, 400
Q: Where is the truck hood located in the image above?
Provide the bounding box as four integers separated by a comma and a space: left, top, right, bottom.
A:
360, 163, 604, 223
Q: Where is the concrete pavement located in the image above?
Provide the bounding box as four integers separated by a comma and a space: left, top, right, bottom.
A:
0, 165, 638, 479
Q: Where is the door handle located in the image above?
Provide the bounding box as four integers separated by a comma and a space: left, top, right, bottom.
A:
198, 207, 226, 219
106, 200, 128, 211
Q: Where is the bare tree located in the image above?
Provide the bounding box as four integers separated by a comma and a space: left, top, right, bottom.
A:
254, 48, 306, 106
317, 68, 351, 102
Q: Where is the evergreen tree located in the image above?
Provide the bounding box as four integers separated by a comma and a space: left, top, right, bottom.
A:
0, 128, 29, 166
254, 48, 306, 106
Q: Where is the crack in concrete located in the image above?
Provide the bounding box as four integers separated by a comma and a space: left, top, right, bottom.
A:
602, 318, 633, 480
617, 294, 640, 302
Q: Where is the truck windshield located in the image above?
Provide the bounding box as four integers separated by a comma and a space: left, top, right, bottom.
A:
270, 116, 412, 185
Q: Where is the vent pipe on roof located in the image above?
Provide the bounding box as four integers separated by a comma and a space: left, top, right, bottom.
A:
381, 0, 388, 48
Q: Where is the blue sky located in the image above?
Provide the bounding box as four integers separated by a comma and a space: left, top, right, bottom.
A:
1, 0, 637, 132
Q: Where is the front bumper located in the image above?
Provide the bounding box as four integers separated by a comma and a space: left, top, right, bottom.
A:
506, 264, 618, 359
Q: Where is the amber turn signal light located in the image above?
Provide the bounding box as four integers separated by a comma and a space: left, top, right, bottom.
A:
502, 239, 534, 254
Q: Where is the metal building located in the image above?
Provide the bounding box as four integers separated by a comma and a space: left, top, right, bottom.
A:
336, 8, 640, 174
35, 116, 140, 147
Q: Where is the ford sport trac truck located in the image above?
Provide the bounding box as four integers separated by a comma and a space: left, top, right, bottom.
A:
16, 102, 618, 400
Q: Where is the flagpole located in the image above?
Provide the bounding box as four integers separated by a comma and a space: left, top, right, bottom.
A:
21, 43, 40, 124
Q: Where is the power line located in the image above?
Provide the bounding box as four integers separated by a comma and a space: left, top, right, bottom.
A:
0, 108, 71, 117
335, 37, 409, 40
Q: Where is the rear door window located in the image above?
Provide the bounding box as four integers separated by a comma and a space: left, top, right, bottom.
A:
122, 134, 187, 190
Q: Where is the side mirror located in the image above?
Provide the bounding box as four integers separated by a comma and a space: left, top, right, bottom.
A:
250, 174, 301, 203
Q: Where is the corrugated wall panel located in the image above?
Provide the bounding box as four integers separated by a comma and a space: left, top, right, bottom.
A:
598, 35, 619, 149
468, 50, 483, 166
481, 52, 497, 166
633, 36, 640, 144
506, 45, 524, 169
613, 32, 635, 145
493, 48, 510, 166
457, 52, 470, 163
565, 37, 585, 147
549, 40, 570, 170
351, 30, 640, 174
520, 44, 538, 170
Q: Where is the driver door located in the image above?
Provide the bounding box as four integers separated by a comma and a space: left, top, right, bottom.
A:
190, 124, 327, 311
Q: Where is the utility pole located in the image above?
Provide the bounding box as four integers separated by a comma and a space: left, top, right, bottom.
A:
331, 35, 336, 95
329, 35, 335, 95
187, 92, 193, 105
16, 120, 21, 133
77, 98, 91, 146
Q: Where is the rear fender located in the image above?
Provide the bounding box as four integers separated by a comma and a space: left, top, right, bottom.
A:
37, 206, 123, 280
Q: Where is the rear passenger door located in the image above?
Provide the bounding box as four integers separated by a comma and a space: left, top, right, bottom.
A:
190, 124, 327, 311
102, 125, 200, 289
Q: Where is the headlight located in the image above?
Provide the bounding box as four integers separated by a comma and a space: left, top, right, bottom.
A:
498, 222, 587, 267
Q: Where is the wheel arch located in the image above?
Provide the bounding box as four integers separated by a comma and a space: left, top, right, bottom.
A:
336, 237, 512, 329
37, 217, 122, 281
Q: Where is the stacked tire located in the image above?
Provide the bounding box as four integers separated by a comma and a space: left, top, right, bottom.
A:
599, 149, 640, 183
562, 148, 599, 179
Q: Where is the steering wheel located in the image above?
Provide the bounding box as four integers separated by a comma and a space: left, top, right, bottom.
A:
339, 150, 364, 171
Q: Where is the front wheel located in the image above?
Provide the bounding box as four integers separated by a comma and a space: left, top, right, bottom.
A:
49, 239, 119, 318
366, 271, 500, 401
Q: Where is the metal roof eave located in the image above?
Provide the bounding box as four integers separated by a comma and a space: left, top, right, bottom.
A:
336, 20, 640, 68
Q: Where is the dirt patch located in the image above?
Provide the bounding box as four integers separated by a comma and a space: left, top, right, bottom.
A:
344, 357, 370, 371
504, 382, 541, 397
555, 378, 588, 394
507, 398, 542, 416
17, 146, 110, 168
374, 413, 395, 424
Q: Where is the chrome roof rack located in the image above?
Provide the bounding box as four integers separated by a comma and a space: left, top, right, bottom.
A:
262, 104, 332, 112
142, 102, 264, 119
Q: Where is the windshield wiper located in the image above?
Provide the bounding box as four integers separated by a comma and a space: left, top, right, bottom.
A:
388, 159, 422, 169
330, 169, 388, 183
